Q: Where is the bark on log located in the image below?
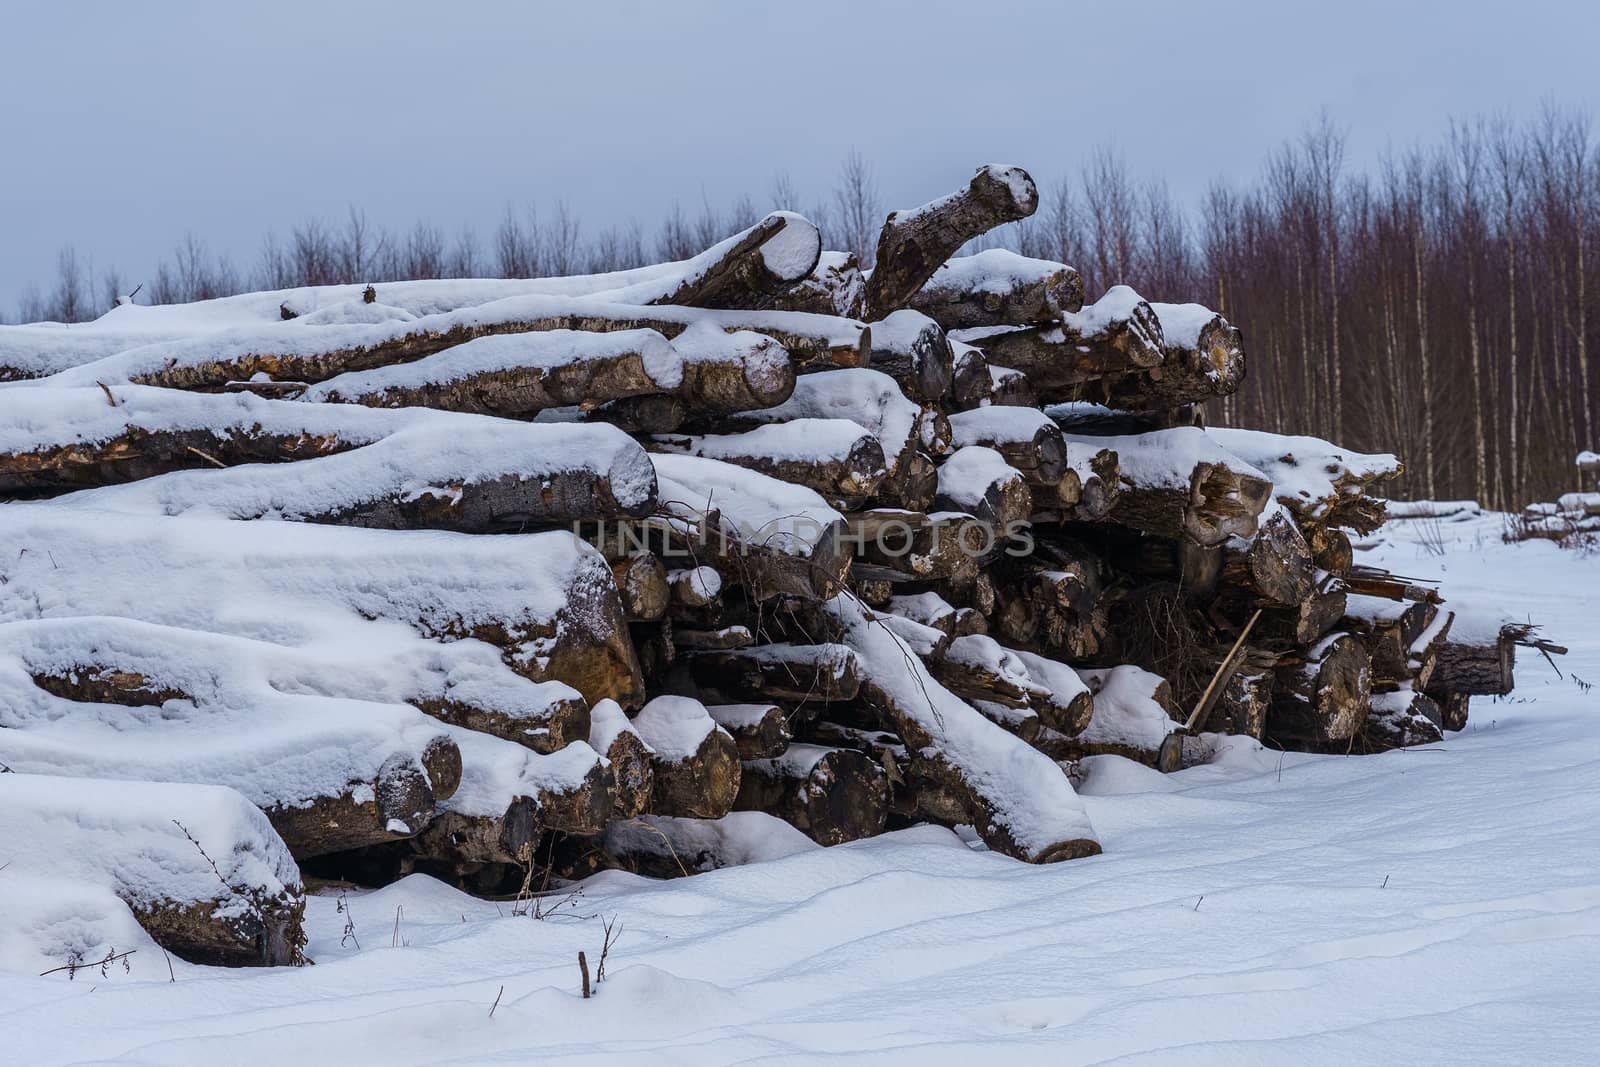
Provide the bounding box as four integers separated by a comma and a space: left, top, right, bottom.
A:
591, 698, 654, 820
1260, 586, 1348, 646
268, 741, 461, 858
1345, 688, 1444, 753
0, 386, 390, 497
302, 328, 679, 415
984, 363, 1037, 408
706, 702, 793, 759
865, 164, 1040, 319
1427, 629, 1515, 696
877, 449, 939, 512
907, 249, 1084, 329
846, 509, 998, 583
734, 744, 889, 845
1268, 632, 1373, 744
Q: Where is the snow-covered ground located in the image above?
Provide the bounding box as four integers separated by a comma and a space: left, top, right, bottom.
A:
4, 512, 1597, 1065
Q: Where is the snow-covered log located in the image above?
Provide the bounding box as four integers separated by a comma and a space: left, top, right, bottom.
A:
826, 596, 1100, 863
630, 696, 742, 819
934, 446, 1032, 529
0, 508, 644, 708
1035, 665, 1179, 765
642, 212, 823, 309
406, 738, 613, 867
954, 287, 1165, 401
52, 418, 657, 530
768, 250, 866, 318
1100, 303, 1246, 409
0, 618, 466, 858
0, 774, 306, 969
948, 340, 992, 409
907, 249, 1084, 329
1207, 427, 1401, 535
706, 703, 792, 760
651, 452, 851, 600
866, 309, 954, 401
864, 164, 1040, 319
948, 405, 1068, 486
1067, 428, 1273, 545
650, 418, 887, 509
1426, 620, 1517, 696
733, 744, 888, 845
0, 385, 415, 496
590, 698, 654, 819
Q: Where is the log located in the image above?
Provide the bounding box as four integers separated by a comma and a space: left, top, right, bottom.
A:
826, 596, 1101, 863
866, 309, 954, 401
300, 327, 678, 414
1212, 663, 1273, 739
1255, 584, 1345, 647
1099, 303, 1246, 409
864, 164, 1039, 319
706, 703, 792, 759
647, 211, 823, 310
1220, 508, 1317, 605
0, 385, 402, 497
0, 774, 307, 968
650, 418, 887, 509
948, 406, 1068, 486
1268, 632, 1373, 744
0, 511, 647, 710
734, 744, 889, 845
878, 448, 939, 511
1347, 688, 1443, 753
768, 250, 866, 318
629, 696, 742, 819
407, 745, 614, 867
1035, 665, 1179, 765
1068, 428, 1272, 546
1207, 427, 1402, 535
985, 363, 1037, 408
684, 643, 862, 704
673, 625, 753, 650
611, 552, 669, 622
1430, 691, 1470, 732
949, 341, 993, 409
650, 452, 852, 601
953, 286, 1165, 401
57, 419, 659, 531
1306, 524, 1354, 576
934, 446, 1033, 529
54, 293, 866, 391
907, 249, 1084, 328
927, 634, 1041, 709
590, 698, 654, 819
846, 509, 999, 582
1427, 627, 1516, 696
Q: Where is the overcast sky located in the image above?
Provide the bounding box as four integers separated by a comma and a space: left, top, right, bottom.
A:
4, 0, 1597, 313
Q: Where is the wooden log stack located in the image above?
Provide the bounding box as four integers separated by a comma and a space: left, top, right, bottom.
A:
0, 162, 1516, 967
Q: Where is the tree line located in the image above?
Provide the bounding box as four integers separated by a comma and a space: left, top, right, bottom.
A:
10, 112, 1595, 507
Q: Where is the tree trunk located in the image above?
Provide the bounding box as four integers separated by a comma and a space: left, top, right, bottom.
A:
865, 164, 1040, 319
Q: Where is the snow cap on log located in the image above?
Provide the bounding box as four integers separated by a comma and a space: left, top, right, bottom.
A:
909, 248, 1084, 328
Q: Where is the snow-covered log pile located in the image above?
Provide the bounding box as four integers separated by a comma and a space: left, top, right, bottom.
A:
1511, 451, 1600, 542
0, 166, 1514, 969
